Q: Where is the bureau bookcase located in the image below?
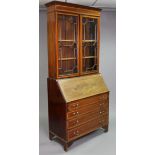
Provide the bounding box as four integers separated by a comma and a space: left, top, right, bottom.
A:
45, 1, 109, 151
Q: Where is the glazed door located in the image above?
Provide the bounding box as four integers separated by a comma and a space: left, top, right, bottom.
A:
81, 16, 99, 74
57, 13, 79, 78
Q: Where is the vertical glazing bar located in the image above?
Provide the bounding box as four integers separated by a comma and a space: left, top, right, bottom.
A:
95, 46, 97, 65
60, 23, 62, 40
60, 48, 62, 69
64, 15, 66, 40
84, 19, 85, 41
55, 12, 58, 78
79, 15, 82, 75
65, 59, 67, 74
95, 23, 97, 41
74, 46, 76, 73
74, 23, 75, 41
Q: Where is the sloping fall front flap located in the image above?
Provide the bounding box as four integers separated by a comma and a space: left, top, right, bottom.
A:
57, 74, 109, 103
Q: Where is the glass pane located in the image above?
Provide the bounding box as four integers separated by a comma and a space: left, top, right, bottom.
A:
83, 18, 97, 40
82, 17, 98, 73
58, 14, 78, 76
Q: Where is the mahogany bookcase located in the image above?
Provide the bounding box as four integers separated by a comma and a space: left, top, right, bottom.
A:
45, 1, 109, 151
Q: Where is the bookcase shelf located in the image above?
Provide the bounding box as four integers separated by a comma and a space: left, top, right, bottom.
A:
58, 57, 77, 61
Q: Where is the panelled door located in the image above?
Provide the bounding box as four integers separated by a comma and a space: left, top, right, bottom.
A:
57, 13, 79, 78
80, 15, 99, 75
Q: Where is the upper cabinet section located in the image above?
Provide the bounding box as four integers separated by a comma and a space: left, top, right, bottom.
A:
46, 1, 101, 79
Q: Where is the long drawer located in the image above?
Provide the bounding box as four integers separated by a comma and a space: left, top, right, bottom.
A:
67, 117, 108, 141
68, 93, 109, 111
67, 102, 108, 120
67, 109, 108, 129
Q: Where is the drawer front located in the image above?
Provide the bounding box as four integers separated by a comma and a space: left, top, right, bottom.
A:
67, 117, 108, 141
67, 109, 107, 129
67, 102, 108, 120
68, 93, 109, 111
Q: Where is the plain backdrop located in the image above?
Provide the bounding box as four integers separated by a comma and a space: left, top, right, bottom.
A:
2, 1, 155, 155
39, 10, 116, 155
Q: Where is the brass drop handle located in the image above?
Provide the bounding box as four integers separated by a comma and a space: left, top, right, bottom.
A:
99, 121, 103, 125
73, 111, 79, 115
74, 120, 79, 124
99, 101, 105, 105
100, 111, 105, 114
74, 130, 79, 135
73, 103, 79, 107
99, 120, 104, 124
76, 103, 79, 108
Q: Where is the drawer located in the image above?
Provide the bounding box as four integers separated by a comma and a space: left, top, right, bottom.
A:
67, 109, 107, 129
67, 117, 108, 141
68, 93, 109, 111
67, 99, 108, 112
67, 103, 108, 120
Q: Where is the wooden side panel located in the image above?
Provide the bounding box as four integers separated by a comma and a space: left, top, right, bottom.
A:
48, 78, 67, 140
106, 92, 110, 126
47, 12, 56, 78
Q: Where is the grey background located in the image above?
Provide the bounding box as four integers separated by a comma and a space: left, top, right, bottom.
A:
39, 10, 116, 155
